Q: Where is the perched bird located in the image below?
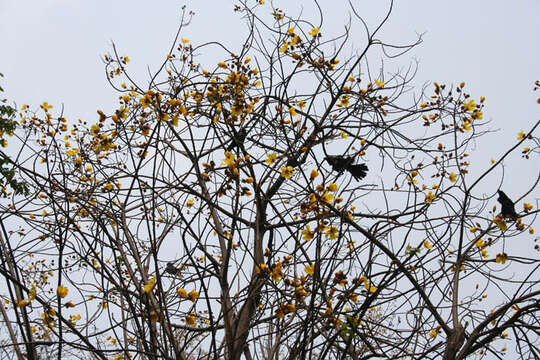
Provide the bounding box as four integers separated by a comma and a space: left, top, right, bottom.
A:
226, 128, 247, 151
165, 262, 182, 276
497, 190, 518, 219
325, 155, 368, 181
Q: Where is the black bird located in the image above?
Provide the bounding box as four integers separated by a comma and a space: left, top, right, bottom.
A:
347, 163, 369, 181
226, 128, 247, 151
165, 262, 182, 276
325, 155, 368, 181
497, 190, 518, 220
325, 155, 354, 173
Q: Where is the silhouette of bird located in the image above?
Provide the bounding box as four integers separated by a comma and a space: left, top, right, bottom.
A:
497, 190, 518, 220
347, 163, 369, 181
165, 262, 182, 276
226, 128, 247, 151
325, 155, 354, 173
325, 155, 368, 181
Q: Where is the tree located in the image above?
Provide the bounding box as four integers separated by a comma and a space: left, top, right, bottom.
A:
1, 1, 539, 359
0, 73, 29, 198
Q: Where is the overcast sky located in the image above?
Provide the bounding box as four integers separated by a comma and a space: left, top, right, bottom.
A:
1, 0, 538, 192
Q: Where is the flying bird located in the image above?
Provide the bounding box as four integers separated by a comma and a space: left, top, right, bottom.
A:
325, 155, 368, 181
497, 190, 518, 220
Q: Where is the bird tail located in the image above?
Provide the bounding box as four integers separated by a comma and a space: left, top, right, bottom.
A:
347, 163, 368, 181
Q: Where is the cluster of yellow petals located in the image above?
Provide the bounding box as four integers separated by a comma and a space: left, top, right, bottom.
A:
425, 191, 436, 204
176, 288, 199, 302
304, 263, 315, 275
492, 217, 508, 232
281, 166, 294, 179
143, 275, 156, 293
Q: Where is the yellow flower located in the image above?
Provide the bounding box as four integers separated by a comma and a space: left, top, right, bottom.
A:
29, 286, 36, 301
271, 262, 283, 282
495, 253, 507, 264
304, 264, 314, 275
291, 34, 301, 45
320, 191, 333, 204
423, 239, 433, 250
407, 175, 418, 185
310, 169, 319, 180
222, 151, 236, 169
287, 27, 295, 35
57, 285, 68, 298
463, 99, 475, 112
309, 27, 320, 37
449, 172, 457, 183
186, 314, 196, 326
188, 290, 199, 302
40, 102, 53, 111
17, 299, 30, 308
469, 227, 478, 233
177, 288, 188, 298
327, 183, 338, 192
325, 225, 339, 240
281, 166, 294, 179
143, 275, 156, 293
288, 106, 297, 116
471, 110, 483, 120
420, 102, 428, 108
295, 285, 309, 297
302, 225, 314, 241
339, 95, 350, 107
517, 130, 525, 140
425, 191, 436, 204
280, 41, 289, 53
256, 263, 268, 275
282, 303, 296, 314
429, 329, 438, 339
374, 79, 385, 87
90, 124, 100, 137
217, 61, 228, 69
492, 217, 508, 232
231, 104, 242, 116
266, 152, 277, 164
